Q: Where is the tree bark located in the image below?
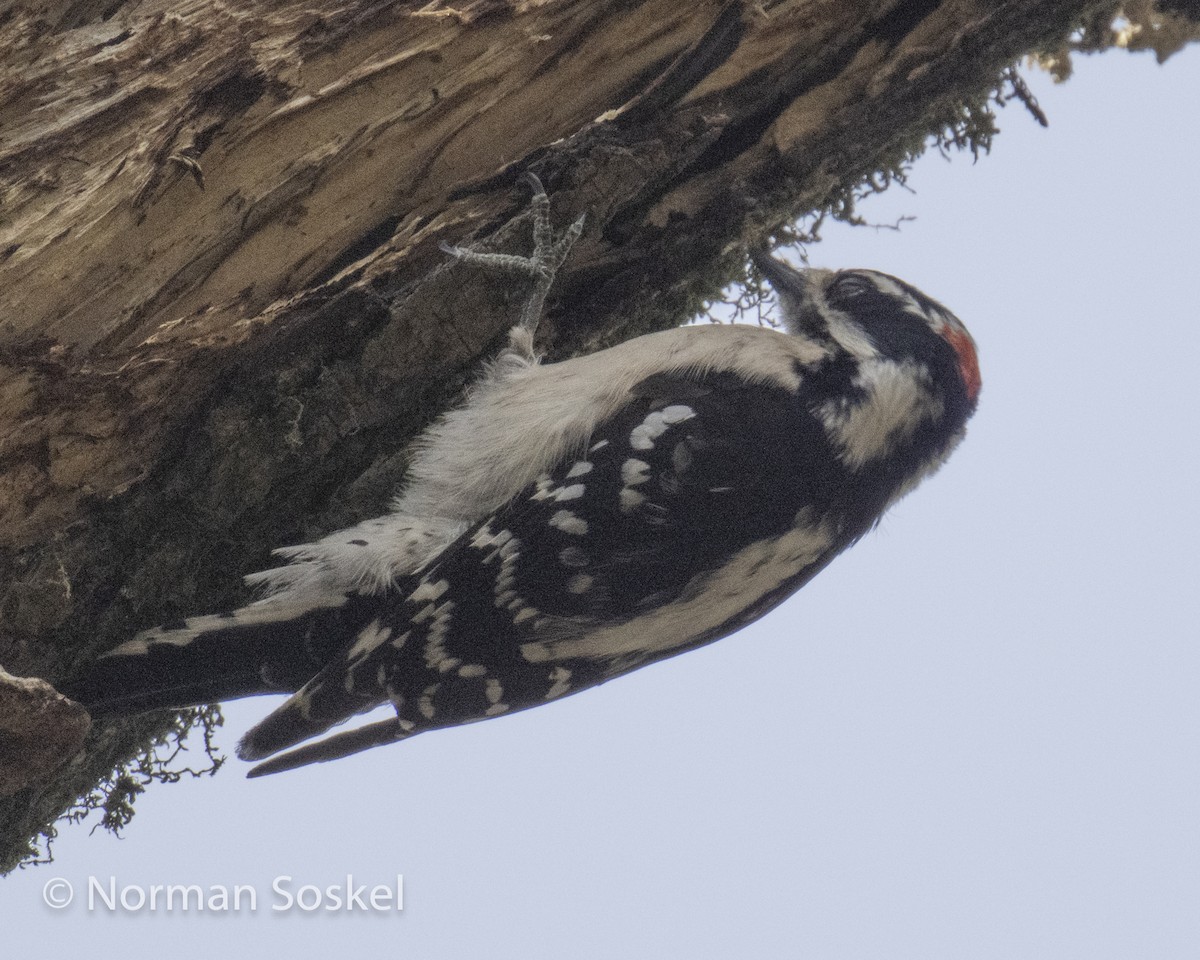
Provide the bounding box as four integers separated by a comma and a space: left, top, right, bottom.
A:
1, 0, 1189, 868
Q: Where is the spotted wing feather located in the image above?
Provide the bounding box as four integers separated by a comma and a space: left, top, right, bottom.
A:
237, 367, 872, 769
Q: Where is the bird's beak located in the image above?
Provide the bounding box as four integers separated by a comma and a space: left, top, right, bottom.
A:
750, 250, 827, 337
750, 249, 802, 288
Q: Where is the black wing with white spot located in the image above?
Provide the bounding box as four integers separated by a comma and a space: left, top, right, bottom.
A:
236, 367, 881, 772
488, 369, 850, 621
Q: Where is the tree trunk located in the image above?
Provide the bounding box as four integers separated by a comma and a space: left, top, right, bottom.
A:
0, 0, 1190, 869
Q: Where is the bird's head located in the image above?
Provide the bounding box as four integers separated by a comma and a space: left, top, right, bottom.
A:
752, 253, 981, 411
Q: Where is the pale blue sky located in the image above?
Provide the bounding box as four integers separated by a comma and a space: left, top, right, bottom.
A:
7, 46, 1200, 960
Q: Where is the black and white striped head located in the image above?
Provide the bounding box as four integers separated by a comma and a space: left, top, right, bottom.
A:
754, 255, 982, 412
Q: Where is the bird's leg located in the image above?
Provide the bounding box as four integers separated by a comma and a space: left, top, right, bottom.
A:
441, 173, 585, 352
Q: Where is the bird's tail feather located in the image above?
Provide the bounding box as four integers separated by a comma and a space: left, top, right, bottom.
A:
60, 595, 356, 716
244, 717, 411, 777
234, 649, 387, 765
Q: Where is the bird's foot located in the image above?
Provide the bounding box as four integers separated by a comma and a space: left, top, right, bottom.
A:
441, 172, 586, 336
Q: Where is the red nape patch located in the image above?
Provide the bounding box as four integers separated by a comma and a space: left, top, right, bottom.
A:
942, 326, 982, 405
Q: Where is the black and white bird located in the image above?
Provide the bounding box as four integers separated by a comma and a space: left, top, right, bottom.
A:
63, 177, 981, 777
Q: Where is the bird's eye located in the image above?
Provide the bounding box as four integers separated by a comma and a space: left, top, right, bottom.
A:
830, 274, 873, 301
